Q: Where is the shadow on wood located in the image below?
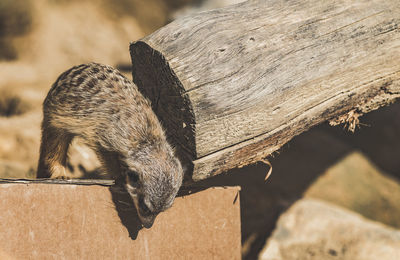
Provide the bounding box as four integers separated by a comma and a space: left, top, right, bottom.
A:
109, 184, 143, 240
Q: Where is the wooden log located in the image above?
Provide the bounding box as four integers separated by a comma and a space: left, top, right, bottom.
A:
130, 0, 400, 181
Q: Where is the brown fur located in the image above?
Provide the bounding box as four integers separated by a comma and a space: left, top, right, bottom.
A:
37, 63, 183, 228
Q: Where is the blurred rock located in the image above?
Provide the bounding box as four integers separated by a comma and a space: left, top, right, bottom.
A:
259, 199, 400, 260
323, 102, 400, 179
305, 151, 400, 228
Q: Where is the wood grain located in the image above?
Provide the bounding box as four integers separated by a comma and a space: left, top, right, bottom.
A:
0, 178, 115, 186
130, 0, 400, 181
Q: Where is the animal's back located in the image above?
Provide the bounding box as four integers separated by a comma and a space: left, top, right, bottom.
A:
43, 62, 154, 147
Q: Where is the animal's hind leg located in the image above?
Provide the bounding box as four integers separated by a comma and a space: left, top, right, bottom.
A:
37, 123, 73, 179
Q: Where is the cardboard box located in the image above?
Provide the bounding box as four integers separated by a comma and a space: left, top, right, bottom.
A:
0, 182, 241, 259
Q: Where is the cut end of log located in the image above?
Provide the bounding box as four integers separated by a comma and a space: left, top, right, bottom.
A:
130, 41, 197, 179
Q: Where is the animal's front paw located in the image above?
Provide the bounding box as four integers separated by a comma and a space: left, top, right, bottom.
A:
52, 175, 71, 180
50, 165, 71, 179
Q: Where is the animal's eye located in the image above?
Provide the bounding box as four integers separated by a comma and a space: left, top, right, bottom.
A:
139, 197, 152, 216
127, 171, 139, 183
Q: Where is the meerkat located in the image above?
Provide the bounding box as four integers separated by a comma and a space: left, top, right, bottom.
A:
37, 62, 183, 228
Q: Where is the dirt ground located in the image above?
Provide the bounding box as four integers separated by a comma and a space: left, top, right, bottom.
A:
0, 1, 399, 259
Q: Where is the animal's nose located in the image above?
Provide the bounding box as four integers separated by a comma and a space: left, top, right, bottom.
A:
141, 218, 154, 229
140, 214, 156, 229
142, 221, 153, 229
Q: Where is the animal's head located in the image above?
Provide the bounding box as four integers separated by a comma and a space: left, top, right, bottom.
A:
121, 144, 183, 228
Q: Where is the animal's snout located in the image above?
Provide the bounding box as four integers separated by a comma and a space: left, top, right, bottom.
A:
142, 220, 154, 229
140, 215, 156, 229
